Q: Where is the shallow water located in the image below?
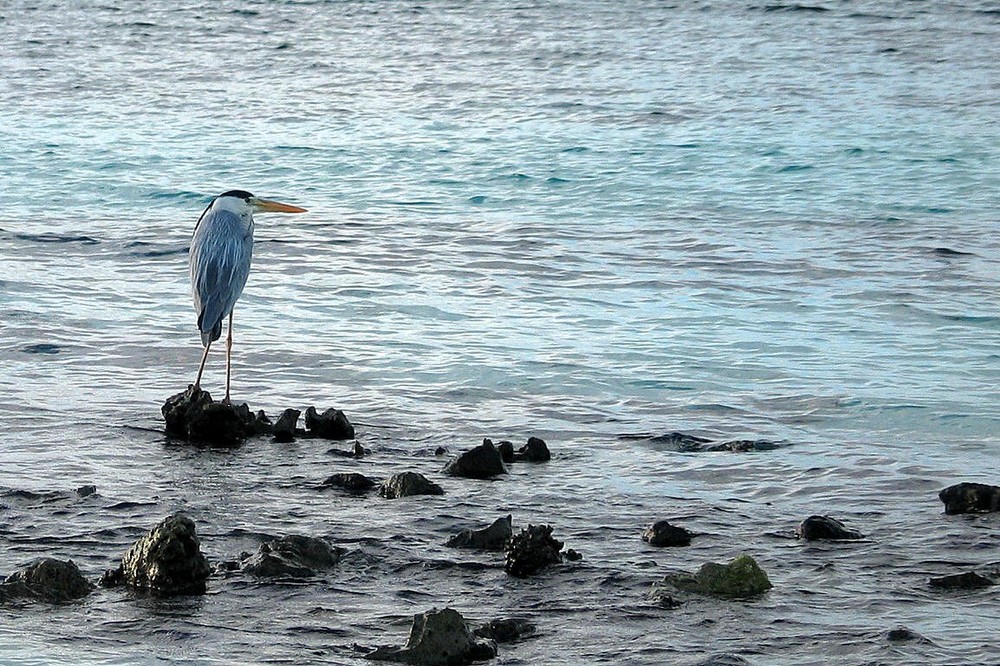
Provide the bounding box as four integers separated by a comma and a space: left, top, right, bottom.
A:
2, 1, 1000, 664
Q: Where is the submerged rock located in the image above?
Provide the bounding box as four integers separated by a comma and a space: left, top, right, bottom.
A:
652, 554, 772, 601
322, 472, 378, 493
239, 535, 341, 578
884, 626, 933, 644
627, 431, 783, 453
305, 406, 355, 440
446, 515, 513, 551
0, 558, 93, 603
795, 515, 864, 541
443, 440, 507, 479
474, 617, 536, 643
928, 571, 995, 590
161, 386, 259, 445
939, 482, 1000, 514
272, 408, 301, 443
505, 524, 563, 578
100, 513, 210, 596
379, 472, 444, 499
642, 520, 692, 547
366, 607, 497, 665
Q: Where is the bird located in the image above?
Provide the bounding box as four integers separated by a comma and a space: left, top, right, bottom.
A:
189, 190, 307, 402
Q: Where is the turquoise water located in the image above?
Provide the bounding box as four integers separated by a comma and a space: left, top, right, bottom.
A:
2, 2, 1000, 664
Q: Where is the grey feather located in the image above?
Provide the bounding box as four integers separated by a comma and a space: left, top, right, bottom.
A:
189, 207, 254, 346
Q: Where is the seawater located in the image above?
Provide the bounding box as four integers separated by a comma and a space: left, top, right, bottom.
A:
1, 1, 999, 664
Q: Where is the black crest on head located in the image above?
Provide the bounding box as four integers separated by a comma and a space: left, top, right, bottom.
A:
218, 190, 254, 200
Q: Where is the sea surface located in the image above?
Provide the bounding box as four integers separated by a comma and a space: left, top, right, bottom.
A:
1, 0, 999, 664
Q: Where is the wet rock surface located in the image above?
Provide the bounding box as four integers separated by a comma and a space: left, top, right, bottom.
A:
939, 482, 1000, 514
474, 617, 536, 643
641, 519, 692, 547
928, 571, 995, 590
162, 386, 260, 445
272, 408, 301, 443
652, 554, 772, 601
504, 524, 563, 577
443, 439, 507, 479
305, 406, 355, 440
100, 513, 210, 596
322, 472, 378, 493
366, 607, 497, 665
446, 515, 513, 551
237, 535, 341, 578
795, 515, 864, 541
515, 436, 550, 462
0, 558, 94, 603
379, 472, 445, 499
622, 431, 784, 453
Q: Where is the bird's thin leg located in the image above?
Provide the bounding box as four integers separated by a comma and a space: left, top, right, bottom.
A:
194, 340, 212, 390
224, 312, 234, 403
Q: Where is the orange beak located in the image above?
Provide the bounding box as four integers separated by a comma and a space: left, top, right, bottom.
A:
250, 197, 308, 214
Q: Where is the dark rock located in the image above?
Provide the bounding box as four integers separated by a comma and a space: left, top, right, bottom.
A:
504, 524, 563, 577
322, 472, 378, 493
692, 655, 752, 666
249, 409, 273, 436
100, 513, 210, 596
0, 558, 93, 603
474, 617, 535, 643
76, 484, 97, 497
939, 482, 1000, 514
366, 607, 497, 665
495, 440, 515, 464
329, 441, 370, 458
272, 408, 300, 443
795, 515, 864, 541
884, 626, 932, 643
305, 406, 355, 440
379, 472, 445, 499
443, 440, 507, 479
446, 515, 512, 551
929, 571, 995, 590
565, 548, 582, 561
239, 535, 341, 578
652, 554, 772, 600
434, 446, 448, 456
642, 520, 692, 547
161, 386, 256, 446
515, 436, 550, 462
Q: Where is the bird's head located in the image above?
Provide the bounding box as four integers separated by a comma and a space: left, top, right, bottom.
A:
215, 190, 308, 215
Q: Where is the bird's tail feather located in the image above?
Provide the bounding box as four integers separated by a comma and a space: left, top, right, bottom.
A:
199, 318, 223, 346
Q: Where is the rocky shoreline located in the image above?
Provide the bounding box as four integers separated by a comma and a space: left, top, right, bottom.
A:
2, 389, 998, 665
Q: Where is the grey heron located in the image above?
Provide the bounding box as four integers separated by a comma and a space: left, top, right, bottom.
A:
189, 190, 307, 402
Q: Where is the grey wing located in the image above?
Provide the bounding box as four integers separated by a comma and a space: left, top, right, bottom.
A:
189, 210, 254, 345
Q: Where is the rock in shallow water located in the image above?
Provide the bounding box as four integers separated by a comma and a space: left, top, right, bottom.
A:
0, 558, 93, 603
366, 607, 497, 665
446, 515, 513, 551
239, 535, 341, 578
305, 406, 355, 440
272, 408, 301, 443
928, 571, 995, 590
162, 386, 261, 445
642, 519, 692, 547
443, 440, 507, 479
651, 554, 772, 602
938, 482, 1000, 514
515, 436, 550, 462
504, 524, 563, 577
100, 513, 210, 596
379, 472, 445, 499
795, 515, 864, 541
323, 472, 378, 493
474, 617, 536, 643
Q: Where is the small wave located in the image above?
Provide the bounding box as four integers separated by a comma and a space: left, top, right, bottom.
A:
762, 4, 831, 12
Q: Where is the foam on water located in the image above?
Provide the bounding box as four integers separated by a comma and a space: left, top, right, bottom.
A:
1, 1, 999, 664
